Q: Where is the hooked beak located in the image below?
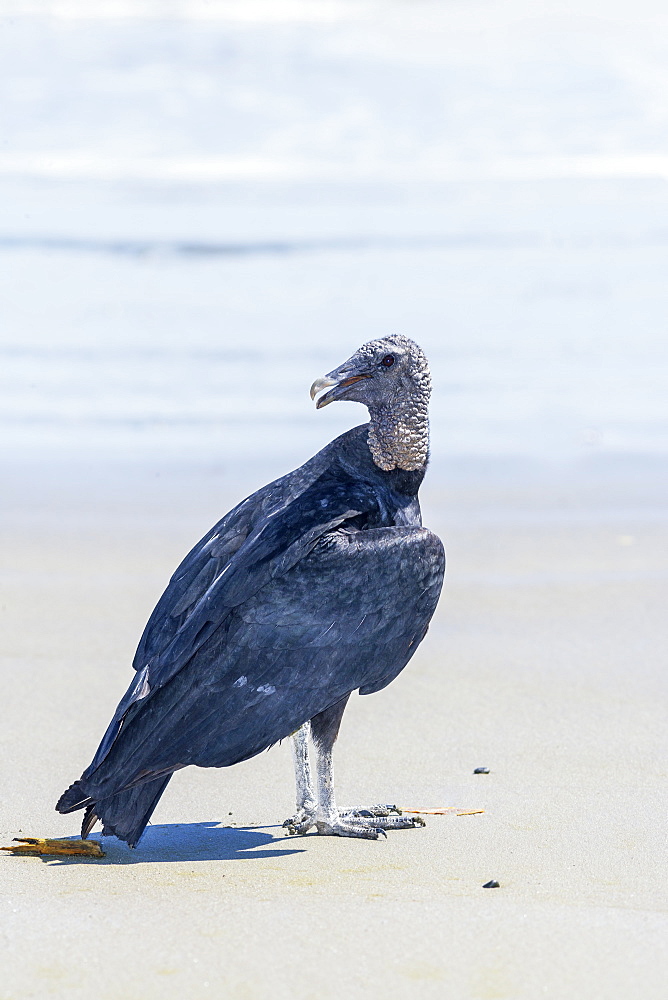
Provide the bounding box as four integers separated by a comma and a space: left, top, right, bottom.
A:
310, 373, 372, 409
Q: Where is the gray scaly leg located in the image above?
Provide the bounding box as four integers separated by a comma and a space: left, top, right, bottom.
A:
283, 698, 425, 838
311, 696, 388, 840
282, 723, 317, 835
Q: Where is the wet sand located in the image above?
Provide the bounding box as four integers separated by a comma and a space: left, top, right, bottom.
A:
1, 454, 666, 999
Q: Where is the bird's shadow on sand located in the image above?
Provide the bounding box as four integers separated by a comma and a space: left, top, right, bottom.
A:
41, 822, 306, 865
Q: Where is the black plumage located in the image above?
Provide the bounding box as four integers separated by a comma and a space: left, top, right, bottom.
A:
57, 337, 445, 846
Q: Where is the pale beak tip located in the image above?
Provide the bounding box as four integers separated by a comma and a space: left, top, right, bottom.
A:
310, 375, 337, 403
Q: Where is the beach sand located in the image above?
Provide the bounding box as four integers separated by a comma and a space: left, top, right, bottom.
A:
1, 454, 666, 999
2, 2, 668, 994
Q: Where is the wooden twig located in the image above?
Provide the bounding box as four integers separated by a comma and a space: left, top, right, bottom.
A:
1, 837, 105, 858
399, 806, 485, 816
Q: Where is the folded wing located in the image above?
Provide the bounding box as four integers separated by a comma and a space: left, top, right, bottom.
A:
70, 518, 444, 806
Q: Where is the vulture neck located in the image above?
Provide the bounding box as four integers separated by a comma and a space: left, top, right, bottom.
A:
367, 393, 430, 473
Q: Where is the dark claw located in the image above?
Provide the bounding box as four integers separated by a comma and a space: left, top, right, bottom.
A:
375, 827, 388, 839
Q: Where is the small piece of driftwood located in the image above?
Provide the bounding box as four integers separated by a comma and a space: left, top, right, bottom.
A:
400, 807, 485, 816
1, 837, 105, 858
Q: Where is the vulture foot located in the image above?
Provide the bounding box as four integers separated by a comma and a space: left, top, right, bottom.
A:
340, 804, 426, 830
282, 806, 316, 836
315, 816, 387, 839
283, 803, 426, 838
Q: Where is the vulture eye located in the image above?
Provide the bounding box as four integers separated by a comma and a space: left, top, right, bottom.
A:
381, 354, 395, 367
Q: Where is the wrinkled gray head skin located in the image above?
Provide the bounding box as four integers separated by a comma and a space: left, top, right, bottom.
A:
310, 335, 431, 472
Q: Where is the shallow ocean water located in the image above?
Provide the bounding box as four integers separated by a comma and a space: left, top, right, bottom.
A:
1, 0, 667, 476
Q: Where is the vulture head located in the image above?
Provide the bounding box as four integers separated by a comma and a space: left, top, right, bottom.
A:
310, 335, 431, 472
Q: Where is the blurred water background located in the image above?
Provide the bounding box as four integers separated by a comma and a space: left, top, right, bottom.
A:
1, 0, 667, 493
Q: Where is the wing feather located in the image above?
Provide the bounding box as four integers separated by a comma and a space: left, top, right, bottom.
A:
86, 469, 381, 775
81, 524, 444, 797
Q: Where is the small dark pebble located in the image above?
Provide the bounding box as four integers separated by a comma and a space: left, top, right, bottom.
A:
483, 880, 500, 889
473, 767, 490, 774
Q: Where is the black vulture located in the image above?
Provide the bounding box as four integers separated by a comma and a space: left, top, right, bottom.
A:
57, 335, 445, 845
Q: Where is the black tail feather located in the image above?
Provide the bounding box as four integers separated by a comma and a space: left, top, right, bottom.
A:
81, 805, 98, 839
56, 780, 93, 814
96, 774, 174, 847
57, 773, 174, 847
